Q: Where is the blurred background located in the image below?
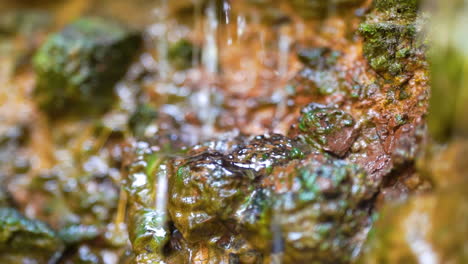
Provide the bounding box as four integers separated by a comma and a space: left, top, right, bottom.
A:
0, 0, 467, 263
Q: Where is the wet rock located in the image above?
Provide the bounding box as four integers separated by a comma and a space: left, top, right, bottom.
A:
168, 134, 301, 240
230, 134, 303, 174
58, 224, 100, 245
235, 157, 375, 264
169, 151, 256, 242
33, 17, 142, 116
277, 160, 373, 264
295, 48, 343, 96
298, 103, 357, 157
0, 208, 64, 263
125, 144, 171, 259
127, 134, 304, 262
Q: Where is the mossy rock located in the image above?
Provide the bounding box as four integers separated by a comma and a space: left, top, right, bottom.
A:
359, 0, 425, 77
298, 103, 356, 156
33, 17, 142, 116
0, 208, 64, 263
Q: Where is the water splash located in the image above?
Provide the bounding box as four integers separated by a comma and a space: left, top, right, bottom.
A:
271, 204, 284, 264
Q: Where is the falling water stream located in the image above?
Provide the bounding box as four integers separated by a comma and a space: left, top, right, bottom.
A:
199, 0, 219, 135
153, 0, 170, 83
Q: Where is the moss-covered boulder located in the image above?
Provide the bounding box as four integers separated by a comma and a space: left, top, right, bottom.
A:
33, 17, 142, 116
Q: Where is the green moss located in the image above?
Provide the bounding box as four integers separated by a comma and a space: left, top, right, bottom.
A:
33, 17, 142, 116
429, 39, 468, 141
236, 189, 274, 249
0, 208, 64, 263
359, 21, 418, 76
278, 160, 372, 263
289, 147, 305, 159
375, 0, 420, 20
299, 103, 354, 145
394, 114, 407, 126
359, 0, 425, 77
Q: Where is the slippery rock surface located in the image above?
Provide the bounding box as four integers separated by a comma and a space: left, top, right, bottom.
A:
168, 134, 301, 243
126, 132, 381, 263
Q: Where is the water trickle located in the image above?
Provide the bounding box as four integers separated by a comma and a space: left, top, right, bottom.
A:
236, 14, 247, 42
278, 27, 291, 81
223, 0, 233, 46
272, 24, 292, 129
152, 0, 170, 82
155, 163, 168, 213
271, 208, 284, 264
199, 0, 220, 136
192, 0, 203, 67
202, 0, 219, 75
